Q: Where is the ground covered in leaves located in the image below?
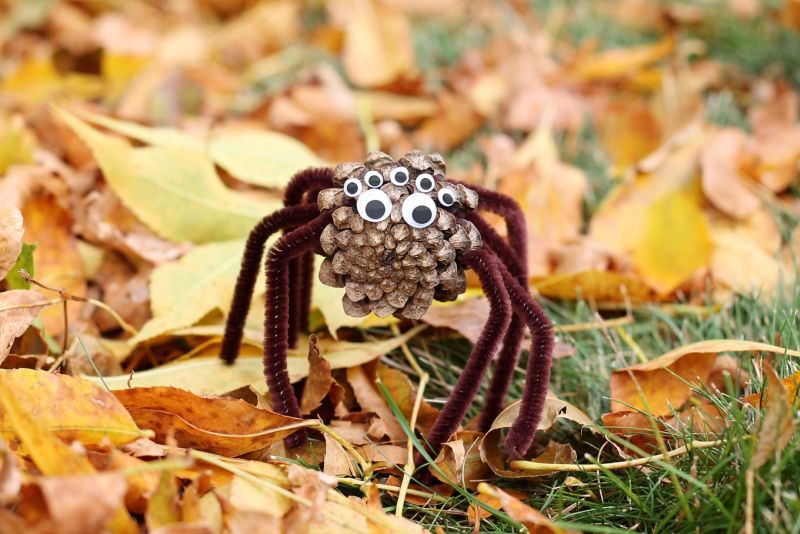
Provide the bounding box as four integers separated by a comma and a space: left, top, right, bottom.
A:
1, 0, 800, 532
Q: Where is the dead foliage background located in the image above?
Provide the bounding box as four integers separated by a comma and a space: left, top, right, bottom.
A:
0, 0, 799, 532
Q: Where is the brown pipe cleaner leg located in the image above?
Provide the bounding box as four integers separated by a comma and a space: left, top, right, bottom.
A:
495, 260, 554, 459
221, 203, 321, 365
264, 211, 333, 449
422, 248, 512, 458
467, 212, 528, 430
283, 169, 333, 348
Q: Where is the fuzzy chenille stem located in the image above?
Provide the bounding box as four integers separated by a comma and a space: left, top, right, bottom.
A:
220, 203, 321, 365
422, 248, 512, 458
461, 183, 527, 268
284, 168, 334, 348
264, 211, 332, 449
467, 210, 528, 431
495, 259, 554, 459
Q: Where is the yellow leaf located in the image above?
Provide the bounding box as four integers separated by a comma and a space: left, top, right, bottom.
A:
342, 0, 417, 87
87, 325, 426, 395
0, 58, 102, 106
54, 107, 279, 243
631, 183, 712, 295
569, 37, 674, 82
0, 114, 34, 175
532, 270, 657, 302
101, 53, 150, 103
130, 240, 251, 345
71, 107, 323, 189
0, 369, 145, 446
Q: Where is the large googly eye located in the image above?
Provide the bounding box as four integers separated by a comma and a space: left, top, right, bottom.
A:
389, 166, 410, 186
401, 193, 437, 229
344, 177, 362, 198
415, 173, 435, 193
356, 189, 392, 222
437, 187, 456, 207
364, 170, 384, 189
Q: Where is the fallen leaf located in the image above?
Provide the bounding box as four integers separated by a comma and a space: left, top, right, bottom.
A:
20, 192, 87, 337
147, 469, 182, 530
377, 364, 439, 434
742, 370, 800, 408
479, 484, 578, 534
322, 432, 357, 477
54, 107, 280, 244
700, 128, 761, 219
300, 335, 344, 415
610, 340, 800, 414
0, 369, 144, 446
113, 387, 307, 456
88, 326, 425, 394
347, 362, 406, 441
569, 37, 674, 82
532, 270, 657, 302
433, 431, 489, 489
750, 362, 796, 469
480, 395, 590, 478
130, 240, 249, 345
76, 107, 325, 189
341, 0, 417, 88
27, 473, 129, 534
0, 441, 21, 503
0, 114, 34, 175
0, 290, 49, 365
423, 295, 488, 344
0, 209, 24, 281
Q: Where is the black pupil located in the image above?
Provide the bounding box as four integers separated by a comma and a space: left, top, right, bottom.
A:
442, 193, 453, 205
420, 177, 433, 190
346, 182, 359, 195
365, 200, 385, 220
412, 205, 433, 224
395, 171, 408, 183
368, 175, 381, 187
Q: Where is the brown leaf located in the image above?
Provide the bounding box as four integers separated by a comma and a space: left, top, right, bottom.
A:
0, 290, 49, 365
300, 335, 344, 415
480, 395, 589, 478
322, 432, 357, 477
24, 473, 128, 534
700, 128, 761, 219
432, 431, 490, 489
423, 295, 488, 344
485, 485, 579, 534
0, 440, 21, 504
113, 387, 308, 456
346, 362, 406, 441
532, 270, 657, 302
0, 208, 24, 280
750, 363, 797, 469
610, 340, 800, 415
568, 37, 674, 81
377, 364, 439, 434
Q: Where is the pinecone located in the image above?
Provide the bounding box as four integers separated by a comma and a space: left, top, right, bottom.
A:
317, 150, 481, 320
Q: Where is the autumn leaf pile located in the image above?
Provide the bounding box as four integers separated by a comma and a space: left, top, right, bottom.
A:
0, 0, 799, 532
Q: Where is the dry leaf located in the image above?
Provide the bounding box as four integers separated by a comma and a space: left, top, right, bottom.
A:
432, 431, 489, 489
347, 362, 406, 441
610, 340, 800, 414
0, 291, 49, 365
569, 37, 674, 81
750, 362, 796, 469
113, 387, 307, 456
479, 484, 578, 534
700, 128, 760, 219
0, 208, 24, 281
480, 395, 590, 478
0, 369, 144, 446
300, 335, 343, 415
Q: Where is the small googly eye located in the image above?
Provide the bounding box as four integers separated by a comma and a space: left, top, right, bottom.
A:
437, 187, 456, 207
364, 170, 383, 188
415, 173, 435, 193
389, 166, 410, 186
356, 189, 392, 222
344, 177, 362, 198
401, 193, 437, 229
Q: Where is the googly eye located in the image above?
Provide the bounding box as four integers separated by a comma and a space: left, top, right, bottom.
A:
356, 189, 392, 222
344, 177, 362, 198
401, 193, 437, 229
415, 173, 435, 193
389, 166, 410, 186
364, 170, 384, 189
437, 187, 456, 207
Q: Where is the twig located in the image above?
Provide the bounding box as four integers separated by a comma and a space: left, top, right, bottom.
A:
395, 371, 429, 517
337, 477, 447, 503
554, 314, 634, 334
510, 439, 723, 472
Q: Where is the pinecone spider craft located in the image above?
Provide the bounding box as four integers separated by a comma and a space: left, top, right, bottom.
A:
221, 150, 554, 461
